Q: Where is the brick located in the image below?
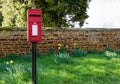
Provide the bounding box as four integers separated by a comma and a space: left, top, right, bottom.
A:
0, 29, 120, 57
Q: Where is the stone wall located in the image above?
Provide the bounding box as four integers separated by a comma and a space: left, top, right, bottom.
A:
0, 28, 120, 57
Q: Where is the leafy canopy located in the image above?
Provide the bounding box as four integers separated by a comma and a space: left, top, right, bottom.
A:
1, 0, 91, 28
1, 0, 32, 27
35, 0, 91, 27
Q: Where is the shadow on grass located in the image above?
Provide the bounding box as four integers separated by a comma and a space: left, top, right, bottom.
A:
36, 54, 120, 84
0, 53, 120, 84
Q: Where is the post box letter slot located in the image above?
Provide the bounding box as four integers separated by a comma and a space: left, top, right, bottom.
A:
29, 14, 41, 16
32, 25, 38, 36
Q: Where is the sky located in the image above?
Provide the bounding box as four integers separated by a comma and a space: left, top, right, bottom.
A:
82, 0, 120, 28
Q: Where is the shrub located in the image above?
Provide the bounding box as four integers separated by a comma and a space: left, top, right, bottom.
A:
5, 53, 18, 61
48, 47, 55, 54
70, 47, 88, 57
54, 53, 71, 64
114, 50, 120, 56
20, 54, 32, 61
1, 64, 32, 83
58, 46, 67, 53
6, 53, 17, 58
82, 48, 88, 56
104, 51, 118, 59
104, 46, 113, 52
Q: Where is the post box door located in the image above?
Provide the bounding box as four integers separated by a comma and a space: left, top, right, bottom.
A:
27, 9, 42, 42
29, 20, 42, 41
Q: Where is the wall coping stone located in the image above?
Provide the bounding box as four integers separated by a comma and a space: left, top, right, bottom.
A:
0, 27, 120, 31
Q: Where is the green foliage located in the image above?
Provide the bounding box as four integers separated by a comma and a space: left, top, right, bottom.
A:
0, 64, 32, 84
114, 50, 120, 55
104, 46, 113, 52
0, 27, 26, 31
54, 53, 71, 64
0, 62, 11, 72
1, 0, 91, 27
1, 0, 16, 27
6, 53, 18, 59
36, 0, 91, 27
48, 47, 55, 54
82, 48, 88, 55
105, 51, 120, 59
1, 52, 120, 84
1, 0, 32, 27
0, 11, 3, 26
58, 46, 67, 53
20, 54, 32, 61
70, 47, 88, 57
104, 47, 120, 59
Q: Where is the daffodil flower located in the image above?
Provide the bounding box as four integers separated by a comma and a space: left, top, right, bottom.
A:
66, 45, 68, 48
58, 44, 62, 47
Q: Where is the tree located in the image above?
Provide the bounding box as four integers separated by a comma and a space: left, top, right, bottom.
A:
1, 0, 91, 27
1, 0, 15, 27
34, 0, 91, 27
0, 1, 3, 26
0, 12, 3, 26
1, 0, 32, 27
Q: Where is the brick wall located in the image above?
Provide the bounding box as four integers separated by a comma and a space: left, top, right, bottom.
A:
0, 28, 120, 57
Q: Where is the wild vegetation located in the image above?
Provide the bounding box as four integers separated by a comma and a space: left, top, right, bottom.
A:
0, 47, 120, 84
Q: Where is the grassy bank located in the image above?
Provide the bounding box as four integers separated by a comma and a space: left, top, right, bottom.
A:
0, 52, 120, 84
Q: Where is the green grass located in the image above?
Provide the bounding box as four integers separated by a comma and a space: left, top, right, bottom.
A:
0, 52, 120, 84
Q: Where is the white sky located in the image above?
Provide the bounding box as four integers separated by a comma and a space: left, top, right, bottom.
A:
82, 0, 120, 28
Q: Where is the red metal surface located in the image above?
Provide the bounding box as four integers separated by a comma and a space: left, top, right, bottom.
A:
27, 9, 42, 42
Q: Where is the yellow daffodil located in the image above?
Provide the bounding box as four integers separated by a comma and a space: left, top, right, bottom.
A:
58, 44, 62, 47
74, 43, 77, 47
66, 45, 68, 48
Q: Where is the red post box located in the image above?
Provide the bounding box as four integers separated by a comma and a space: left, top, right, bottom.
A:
27, 9, 42, 42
